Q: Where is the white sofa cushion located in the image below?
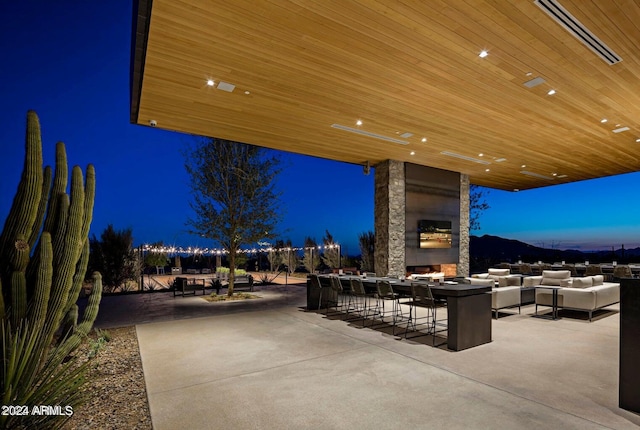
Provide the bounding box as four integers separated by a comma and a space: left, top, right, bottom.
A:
593, 284, 620, 309
592, 275, 604, 286
568, 277, 593, 289
469, 278, 495, 287
492, 286, 520, 309
487, 268, 510, 280
541, 270, 571, 286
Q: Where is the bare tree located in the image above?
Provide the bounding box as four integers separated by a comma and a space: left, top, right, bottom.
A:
321, 230, 341, 269
302, 236, 320, 273
469, 184, 490, 232
184, 137, 282, 295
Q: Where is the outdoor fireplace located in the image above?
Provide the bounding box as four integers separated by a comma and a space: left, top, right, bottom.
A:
406, 264, 457, 278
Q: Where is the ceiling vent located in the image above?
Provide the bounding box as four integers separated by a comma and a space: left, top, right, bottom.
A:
535, 0, 622, 65
523, 77, 546, 88
520, 170, 555, 180
331, 124, 409, 145
440, 151, 491, 165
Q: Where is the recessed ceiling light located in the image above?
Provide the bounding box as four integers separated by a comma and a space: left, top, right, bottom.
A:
478, 153, 484, 157
421, 137, 427, 143
636, 138, 640, 143
244, 91, 250, 95
485, 168, 490, 172
513, 188, 520, 192
479, 50, 488, 58
356, 119, 363, 126
552, 173, 558, 176
600, 118, 608, 123
206, 79, 215, 86
547, 89, 556, 95
521, 164, 526, 168
410, 151, 415, 155
525, 72, 532, 76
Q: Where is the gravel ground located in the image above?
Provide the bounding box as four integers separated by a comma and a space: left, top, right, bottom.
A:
62, 326, 152, 430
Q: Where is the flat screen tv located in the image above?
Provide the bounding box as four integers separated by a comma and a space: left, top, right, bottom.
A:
418, 220, 452, 249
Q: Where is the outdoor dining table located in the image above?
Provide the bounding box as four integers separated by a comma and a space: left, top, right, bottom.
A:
318, 275, 492, 351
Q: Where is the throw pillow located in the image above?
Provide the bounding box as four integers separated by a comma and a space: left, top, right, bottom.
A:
570, 277, 592, 289
592, 275, 604, 286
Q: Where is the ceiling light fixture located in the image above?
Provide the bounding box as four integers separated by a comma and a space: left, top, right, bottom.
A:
521, 164, 526, 168
356, 119, 363, 126
479, 50, 488, 58
421, 137, 427, 143
331, 124, 409, 145
600, 118, 608, 123
244, 91, 250, 95
547, 89, 556, 95
206, 79, 215, 86
636, 138, 640, 143
478, 153, 484, 157
410, 151, 415, 155
520, 170, 555, 180
440, 151, 490, 165
485, 168, 490, 172
613, 126, 630, 133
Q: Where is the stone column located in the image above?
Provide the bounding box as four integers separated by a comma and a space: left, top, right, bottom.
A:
374, 160, 406, 277
458, 174, 470, 277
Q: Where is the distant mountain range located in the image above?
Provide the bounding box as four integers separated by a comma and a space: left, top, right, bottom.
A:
470, 235, 640, 267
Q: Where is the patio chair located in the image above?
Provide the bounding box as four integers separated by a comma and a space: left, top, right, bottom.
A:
404, 283, 446, 346
562, 264, 577, 277
345, 277, 375, 324
585, 264, 603, 276
369, 280, 404, 334
325, 275, 345, 316
613, 265, 633, 280
519, 263, 533, 276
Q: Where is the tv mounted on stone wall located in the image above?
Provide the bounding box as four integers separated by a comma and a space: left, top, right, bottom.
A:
418, 220, 452, 249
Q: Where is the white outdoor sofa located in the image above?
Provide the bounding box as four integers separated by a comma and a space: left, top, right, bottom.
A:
525, 271, 620, 321
469, 277, 521, 319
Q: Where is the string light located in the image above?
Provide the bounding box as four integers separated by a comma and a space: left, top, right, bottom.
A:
143, 243, 339, 255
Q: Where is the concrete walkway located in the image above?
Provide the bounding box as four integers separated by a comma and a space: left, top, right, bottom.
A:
93, 277, 640, 429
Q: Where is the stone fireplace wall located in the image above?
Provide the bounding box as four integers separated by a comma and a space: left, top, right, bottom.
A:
374, 160, 405, 277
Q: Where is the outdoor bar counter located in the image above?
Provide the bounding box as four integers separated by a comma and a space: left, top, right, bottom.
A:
307, 275, 492, 351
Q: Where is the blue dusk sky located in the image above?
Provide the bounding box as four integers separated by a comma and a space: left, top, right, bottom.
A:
1, 1, 639, 254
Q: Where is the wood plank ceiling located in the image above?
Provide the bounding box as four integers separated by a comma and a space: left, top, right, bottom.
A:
131, 0, 640, 190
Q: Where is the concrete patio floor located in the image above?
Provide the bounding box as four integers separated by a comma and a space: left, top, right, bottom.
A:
94, 277, 640, 429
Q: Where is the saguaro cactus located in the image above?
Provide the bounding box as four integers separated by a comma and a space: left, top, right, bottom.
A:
0, 111, 100, 429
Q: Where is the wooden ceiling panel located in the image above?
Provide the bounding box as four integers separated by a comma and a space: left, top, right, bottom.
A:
132, 0, 640, 190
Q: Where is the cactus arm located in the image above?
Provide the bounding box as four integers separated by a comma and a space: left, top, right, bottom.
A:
27, 232, 52, 329
9, 234, 31, 326
56, 272, 102, 362
44, 167, 85, 348
28, 166, 52, 249
0, 111, 43, 253
0, 111, 43, 305
64, 238, 89, 315
80, 164, 95, 242
42, 142, 68, 237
